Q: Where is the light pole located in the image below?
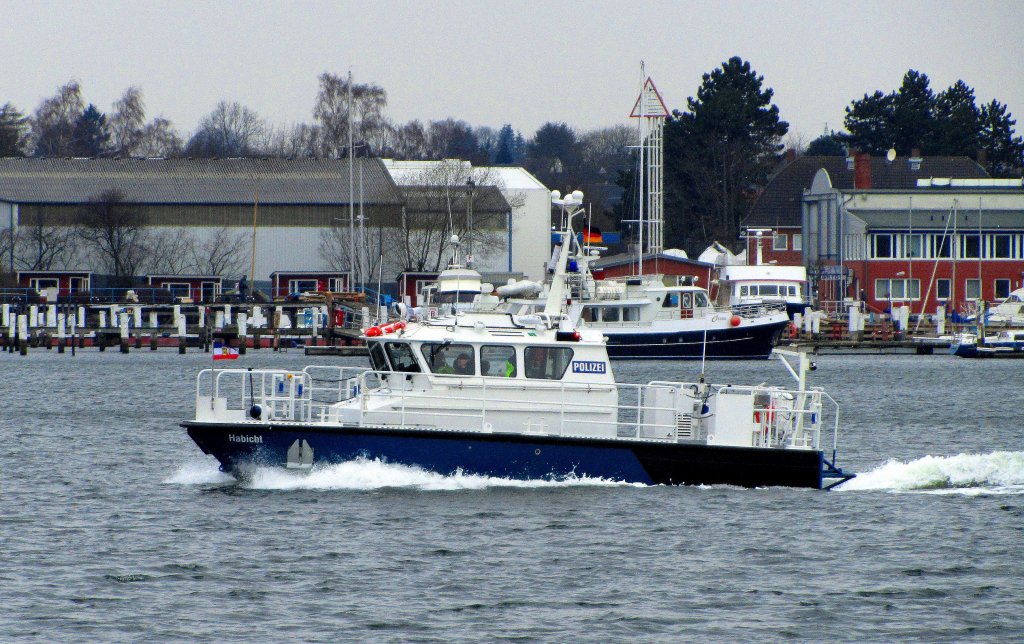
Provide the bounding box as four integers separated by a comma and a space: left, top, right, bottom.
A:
465, 177, 475, 265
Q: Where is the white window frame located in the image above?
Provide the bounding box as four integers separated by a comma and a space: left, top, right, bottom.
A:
965, 279, 981, 300
875, 278, 921, 302
289, 279, 319, 294
792, 234, 802, 252
936, 279, 951, 301
772, 233, 787, 251
994, 278, 1011, 299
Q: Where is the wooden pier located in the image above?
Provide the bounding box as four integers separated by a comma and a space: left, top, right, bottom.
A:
0, 298, 367, 357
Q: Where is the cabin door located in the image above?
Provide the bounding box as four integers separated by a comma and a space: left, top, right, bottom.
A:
680, 292, 694, 319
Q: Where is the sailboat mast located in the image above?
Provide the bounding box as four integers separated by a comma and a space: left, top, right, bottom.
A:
637, 65, 645, 276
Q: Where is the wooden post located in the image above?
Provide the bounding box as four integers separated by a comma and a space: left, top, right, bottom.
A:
120, 315, 130, 353
178, 314, 187, 354
238, 312, 248, 355
57, 313, 66, 353
18, 314, 28, 355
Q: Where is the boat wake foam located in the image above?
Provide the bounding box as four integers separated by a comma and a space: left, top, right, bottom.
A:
167, 457, 640, 491
163, 459, 237, 486
839, 451, 1024, 494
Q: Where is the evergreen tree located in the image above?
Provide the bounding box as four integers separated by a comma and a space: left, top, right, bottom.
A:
842, 90, 894, 155
664, 56, 788, 254
71, 104, 111, 156
979, 100, 1024, 177
0, 103, 29, 156
805, 131, 847, 156
929, 80, 980, 156
494, 124, 518, 164
842, 70, 1023, 176
524, 122, 579, 192
890, 70, 934, 154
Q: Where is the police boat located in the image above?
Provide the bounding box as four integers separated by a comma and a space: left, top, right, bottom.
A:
181, 199, 854, 489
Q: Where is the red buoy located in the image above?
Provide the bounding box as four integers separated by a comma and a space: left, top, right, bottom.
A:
730, 315, 741, 327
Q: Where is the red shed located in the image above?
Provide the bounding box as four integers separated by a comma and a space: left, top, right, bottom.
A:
270, 271, 351, 299
146, 275, 223, 303
592, 252, 717, 294
16, 270, 91, 299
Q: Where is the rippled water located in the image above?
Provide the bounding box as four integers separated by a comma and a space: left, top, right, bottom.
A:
3, 349, 1023, 641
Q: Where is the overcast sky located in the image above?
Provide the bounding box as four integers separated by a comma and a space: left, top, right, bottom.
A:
5, 0, 1023, 146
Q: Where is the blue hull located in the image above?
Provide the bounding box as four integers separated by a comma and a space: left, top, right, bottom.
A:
183, 422, 834, 489
604, 320, 789, 360
951, 342, 1024, 358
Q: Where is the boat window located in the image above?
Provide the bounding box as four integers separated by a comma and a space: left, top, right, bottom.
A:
623, 306, 641, 321
662, 293, 679, 307
760, 285, 779, 296
480, 345, 516, 377
524, 346, 574, 380
739, 286, 748, 297
384, 342, 421, 372
601, 307, 620, 322
681, 293, 693, 309
369, 342, 390, 371
421, 342, 475, 375
581, 306, 597, 322
435, 291, 479, 304
693, 292, 709, 307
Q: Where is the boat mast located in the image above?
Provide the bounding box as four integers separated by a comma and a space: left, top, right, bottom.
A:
544, 190, 584, 316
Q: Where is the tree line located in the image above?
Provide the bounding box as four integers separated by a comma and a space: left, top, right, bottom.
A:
1, 65, 1022, 261
807, 70, 1024, 178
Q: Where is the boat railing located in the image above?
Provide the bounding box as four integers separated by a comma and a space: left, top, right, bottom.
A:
195, 366, 376, 423
194, 367, 838, 451
732, 301, 787, 318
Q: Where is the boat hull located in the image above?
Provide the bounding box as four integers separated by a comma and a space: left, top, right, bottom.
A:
183, 421, 829, 489
603, 320, 789, 359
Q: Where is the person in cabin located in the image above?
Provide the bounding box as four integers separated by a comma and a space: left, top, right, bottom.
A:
238, 276, 248, 302
453, 353, 473, 375
525, 347, 549, 379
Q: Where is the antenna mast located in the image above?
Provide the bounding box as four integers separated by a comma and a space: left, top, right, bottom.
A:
630, 69, 669, 261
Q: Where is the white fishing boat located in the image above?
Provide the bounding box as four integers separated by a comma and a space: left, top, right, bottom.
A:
181, 192, 853, 489
500, 191, 790, 359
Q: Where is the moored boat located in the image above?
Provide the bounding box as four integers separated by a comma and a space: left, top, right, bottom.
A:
950, 329, 1024, 358
181, 192, 853, 489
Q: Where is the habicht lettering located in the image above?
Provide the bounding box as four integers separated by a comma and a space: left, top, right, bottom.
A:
229, 434, 263, 444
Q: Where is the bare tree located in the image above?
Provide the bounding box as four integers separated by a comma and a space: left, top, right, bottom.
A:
77, 189, 149, 285
109, 86, 146, 156
577, 125, 634, 217
394, 162, 513, 272
265, 122, 320, 158
136, 117, 183, 157
385, 120, 429, 160
1, 227, 17, 275
147, 228, 198, 274
184, 101, 266, 157
312, 72, 389, 157
191, 226, 248, 276
13, 221, 77, 270
30, 80, 85, 156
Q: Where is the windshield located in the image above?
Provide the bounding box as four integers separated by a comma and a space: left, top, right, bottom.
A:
384, 342, 421, 372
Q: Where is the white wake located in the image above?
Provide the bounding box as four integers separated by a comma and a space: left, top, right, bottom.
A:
838, 451, 1024, 494
165, 457, 640, 491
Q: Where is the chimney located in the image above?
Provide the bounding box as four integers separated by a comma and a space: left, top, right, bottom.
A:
785, 148, 797, 163
977, 149, 988, 168
854, 152, 872, 189
908, 148, 923, 171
